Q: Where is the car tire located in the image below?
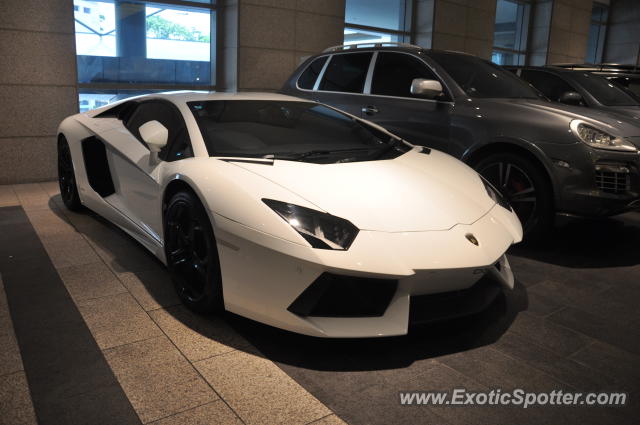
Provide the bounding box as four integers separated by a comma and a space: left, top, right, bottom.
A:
164, 190, 224, 314
57, 136, 83, 211
473, 152, 554, 238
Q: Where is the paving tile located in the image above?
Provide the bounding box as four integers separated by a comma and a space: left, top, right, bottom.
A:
507, 311, 592, 357
86, 228, 163, 274
195, 349, 331, 425
570, 341, 640, 387
492, 332, 618, 392
148, 400, 242, 425
104, 335, 218, 424
25, 208, 76, 240
149, 305, 251, 362
76, 292, 163, 350
548, 307, 640, 355
308, 414, 348, 425
117, 270, 181, 312
0, 278, 24, 377
0, 185, 19, 207
525, 289, 566, 317
57, 261, 128, 301
0, 371, 37, 425
12, 183, 57, 211
39, 233, 102, 269
438, 345, 570, 392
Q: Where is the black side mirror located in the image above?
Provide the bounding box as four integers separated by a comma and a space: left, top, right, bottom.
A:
559, 91, 583, 106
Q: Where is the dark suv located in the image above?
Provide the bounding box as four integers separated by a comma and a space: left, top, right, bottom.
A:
508, 66, 640, 119
282, 44, 640, 235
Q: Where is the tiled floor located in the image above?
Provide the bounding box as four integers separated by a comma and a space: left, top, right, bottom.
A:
0, 183, 345, 425
0, 182, 639, 425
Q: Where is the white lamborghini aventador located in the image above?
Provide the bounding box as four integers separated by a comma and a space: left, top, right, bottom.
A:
57, 91, 522, 337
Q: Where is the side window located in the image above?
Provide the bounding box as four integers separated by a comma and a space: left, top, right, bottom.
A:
124, 101, 192, 161
298, 56, 328, 90
520, 70, 577, 103
319, 52, 373, 93
372, 52, 448, 99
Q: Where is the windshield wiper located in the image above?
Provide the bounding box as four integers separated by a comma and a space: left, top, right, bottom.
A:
274, 148, 376, 161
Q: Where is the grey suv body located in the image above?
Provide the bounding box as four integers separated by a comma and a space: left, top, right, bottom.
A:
508, 66, 640, 120
282, 45, 640, 234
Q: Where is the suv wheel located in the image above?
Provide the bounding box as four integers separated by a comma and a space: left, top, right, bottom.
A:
474, 153, 553, 237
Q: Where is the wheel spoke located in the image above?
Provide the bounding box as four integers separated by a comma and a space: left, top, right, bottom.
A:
169, 247, 190, 265
502, 163, 512, 189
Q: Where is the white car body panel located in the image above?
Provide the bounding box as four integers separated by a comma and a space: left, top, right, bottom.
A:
57, 91, 523, 338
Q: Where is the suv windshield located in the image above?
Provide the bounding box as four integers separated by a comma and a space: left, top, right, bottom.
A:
570, 72, 639, 106
188, 100, 410, 163
428, 52, 541, 99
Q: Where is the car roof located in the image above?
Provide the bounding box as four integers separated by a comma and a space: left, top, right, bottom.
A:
150, 91, 309, 103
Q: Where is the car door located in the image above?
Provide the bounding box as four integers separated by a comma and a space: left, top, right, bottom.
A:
312, 52, 374, 117
519, 69, 586, 106
100, 100, 192, 243
354, 51, 453, 152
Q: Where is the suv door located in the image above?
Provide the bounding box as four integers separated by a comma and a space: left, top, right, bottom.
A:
358, 51, 453, 151
312, 52, 374, 116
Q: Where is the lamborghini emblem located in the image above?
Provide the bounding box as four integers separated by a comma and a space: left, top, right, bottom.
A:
466, 234, 479, 246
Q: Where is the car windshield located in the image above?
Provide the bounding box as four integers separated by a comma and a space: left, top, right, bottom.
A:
428, 52, 541, 99
188, 100, 410, 163
570, 72, 639, 106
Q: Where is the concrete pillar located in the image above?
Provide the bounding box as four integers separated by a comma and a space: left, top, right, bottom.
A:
115, 1, 147, 58
0, 0, 78, 184
545, 0, 593, 64
604, 0, 640, 65
413, 0, 435, 48
217, 0, 346, 91
430, 0, 497, 59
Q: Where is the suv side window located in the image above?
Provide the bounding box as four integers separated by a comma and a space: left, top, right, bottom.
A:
124, 101, 193, 161
298, 56, 328, 90
372, 52, 447, 99
319, 52, 373, 93
520, 70, 577, 103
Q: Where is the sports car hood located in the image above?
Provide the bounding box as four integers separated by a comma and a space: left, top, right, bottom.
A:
228, 149, 496, 232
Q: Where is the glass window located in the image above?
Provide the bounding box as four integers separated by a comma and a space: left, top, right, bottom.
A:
125, 100, 192, 160
188, 100, 408, 162
519, 70, 576, 102
343, 0, 411, 46
297, 56, 329, 90
371, 52, 441, 98
429, 51, 539, 99
74, 0, 215, 112
492, 0, 530, 66
585, 2, 608, 64
571, 72, 638, 106
319, 53, 373, 93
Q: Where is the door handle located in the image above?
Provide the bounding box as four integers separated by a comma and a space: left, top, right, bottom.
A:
362, 105, 379, 116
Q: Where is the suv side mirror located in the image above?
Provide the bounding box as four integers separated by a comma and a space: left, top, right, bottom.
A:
410, 78, 443, 99
559, 91, 583, 106
139, 120, 168, 153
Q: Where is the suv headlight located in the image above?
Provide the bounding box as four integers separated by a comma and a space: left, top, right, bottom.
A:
263, 199, 359, 250
570, 120, 637, 152
480, 176, 512, 211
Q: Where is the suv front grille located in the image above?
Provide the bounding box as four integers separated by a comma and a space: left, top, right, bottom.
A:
595, 165, 631, 194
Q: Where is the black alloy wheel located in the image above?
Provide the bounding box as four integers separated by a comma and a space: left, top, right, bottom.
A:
57, 137, 82, 211
475, 153, 553, 237
164, 190, 224, 313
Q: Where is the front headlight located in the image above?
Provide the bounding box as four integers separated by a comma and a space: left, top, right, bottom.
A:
263, 199, 359, 250
570, 120, 637, 152
480, 176, 512, 211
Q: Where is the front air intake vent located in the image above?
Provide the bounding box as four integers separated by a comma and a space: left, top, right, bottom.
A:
595, 164, 631, 194
288, 273, 397, 318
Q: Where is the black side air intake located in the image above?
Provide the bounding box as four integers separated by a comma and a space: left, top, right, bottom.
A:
81, 136, 116, 197
288, 273, 397, 317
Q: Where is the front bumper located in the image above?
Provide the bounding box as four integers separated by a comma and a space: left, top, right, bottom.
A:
535, 140, 640, 217
211, 205, 520, 338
